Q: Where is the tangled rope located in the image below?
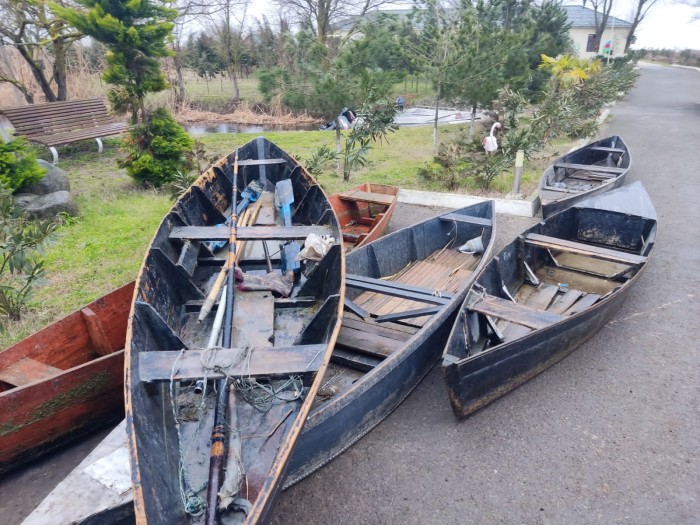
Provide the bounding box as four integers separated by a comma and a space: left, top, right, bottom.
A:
235, 375, 305, 412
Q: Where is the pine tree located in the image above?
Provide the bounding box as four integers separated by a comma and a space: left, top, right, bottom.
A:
54, 0, 177, 123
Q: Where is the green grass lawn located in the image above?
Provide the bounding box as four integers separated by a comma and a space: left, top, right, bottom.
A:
0, 125, 569, 348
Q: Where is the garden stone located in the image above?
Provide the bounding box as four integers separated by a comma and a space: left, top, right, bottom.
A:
15, 160, 71, 195
13, 191, 78, 219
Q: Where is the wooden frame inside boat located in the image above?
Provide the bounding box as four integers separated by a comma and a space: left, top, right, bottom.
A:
443, 187, 656, 418
125, 137, 344, 524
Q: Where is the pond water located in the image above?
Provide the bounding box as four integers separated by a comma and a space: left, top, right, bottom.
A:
186, 122, 320, 135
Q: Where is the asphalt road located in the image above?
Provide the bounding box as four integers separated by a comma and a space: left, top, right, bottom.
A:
2, 64, 698, 524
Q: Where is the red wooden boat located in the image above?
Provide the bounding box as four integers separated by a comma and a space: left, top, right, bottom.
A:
329, 183, 399, 249
0, 282, 132, 474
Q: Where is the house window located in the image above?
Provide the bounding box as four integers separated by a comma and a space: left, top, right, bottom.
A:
586, 34, 598, 53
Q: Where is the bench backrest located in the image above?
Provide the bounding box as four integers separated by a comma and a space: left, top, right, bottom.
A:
0, 98, 117, 139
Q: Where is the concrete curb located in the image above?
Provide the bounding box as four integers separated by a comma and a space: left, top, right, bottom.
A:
396, 103, 616, 219
671, 64, 700, 73
397, 188, 540, 217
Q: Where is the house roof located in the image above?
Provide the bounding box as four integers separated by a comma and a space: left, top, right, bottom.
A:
561, 5, 632, 29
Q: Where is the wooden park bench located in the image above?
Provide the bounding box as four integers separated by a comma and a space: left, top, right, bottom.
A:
0, 98, 128, 164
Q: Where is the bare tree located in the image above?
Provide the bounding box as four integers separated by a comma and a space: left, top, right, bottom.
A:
0, 0, 82, 103
209, 0, 249, 101
273, 0, 390, 47
624, 0, 662, 52
585, 0, 614, 54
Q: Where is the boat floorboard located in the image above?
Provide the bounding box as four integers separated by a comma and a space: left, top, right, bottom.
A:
354, 248, 480, 327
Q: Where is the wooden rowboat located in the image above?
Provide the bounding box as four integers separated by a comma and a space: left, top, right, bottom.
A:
0, 282, 132, 475
442, 182, 656, 417
125, 137, 344, 524
328, 183, 399, 249
538, 136, 631, 219
284, 200, 495, 485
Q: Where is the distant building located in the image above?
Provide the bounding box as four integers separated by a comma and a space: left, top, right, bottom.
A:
562, 5, 633, 58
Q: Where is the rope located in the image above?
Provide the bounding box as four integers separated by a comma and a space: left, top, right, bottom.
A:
235, 375, 305, 413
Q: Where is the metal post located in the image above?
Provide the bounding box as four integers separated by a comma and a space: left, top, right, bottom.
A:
511, 149, 525, 195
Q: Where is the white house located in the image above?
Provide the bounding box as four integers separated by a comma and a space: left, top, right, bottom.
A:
562, 5, 633, 58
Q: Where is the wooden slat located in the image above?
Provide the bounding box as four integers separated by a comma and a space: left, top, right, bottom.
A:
331, 349, 380, 372
524, 233, 647, 265
344, 298, 369, 319
338, 189, 395, 206
589, 146, 625, 153
439, 213, 492, 227
233, 291, 274, 348
548, 289, 584, 315
80, 307, 114, 356
470, 294, 564, 329
347, 274, 454, 300
336, 326, 401, 358
0, 358, 62, 386
170, 225, 331, 241
139, 344, 327, 382
341, 317, 412, 342
554, 162, 627, 174
375, 305, 442, 323
524, 284, 560, 311
562, 293, 601, 317
237, 158, 287, 166
345, 278, 449, 305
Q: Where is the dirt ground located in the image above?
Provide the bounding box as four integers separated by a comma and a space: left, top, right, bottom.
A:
1, 64, 698, 524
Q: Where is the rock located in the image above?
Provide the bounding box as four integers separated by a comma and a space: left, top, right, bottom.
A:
12, 160, 77, 218
13, 191, 78, 219
15, 160, 71, 195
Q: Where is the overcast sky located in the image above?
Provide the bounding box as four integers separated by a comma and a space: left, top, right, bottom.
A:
247, 0, 700, 50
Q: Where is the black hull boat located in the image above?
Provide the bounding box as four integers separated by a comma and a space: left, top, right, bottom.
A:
125, 137, 344, 524
442, 182, 656, 417
285, 200, 495, 485
538, 136, 631, 219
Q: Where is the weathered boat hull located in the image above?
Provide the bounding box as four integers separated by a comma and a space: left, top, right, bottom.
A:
328, 183, 399, 249
443, 182, 656, 417
125, 137, 344, 524
285, 200, 495, 486
0, 283, 132, 474
539, 136, 631, 219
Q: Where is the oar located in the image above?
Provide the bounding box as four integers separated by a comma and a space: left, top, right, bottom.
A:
205, 150, 239, 525
197, 196, 263, 323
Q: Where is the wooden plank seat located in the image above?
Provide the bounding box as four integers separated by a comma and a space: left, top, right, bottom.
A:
0, 98, 128, 164
0, 358, 62, 387
589, 146, 626, 154
523, 233, 647, 266
439, 213, 493, 227
237, 158, 287, 166
139, 344, 327, 382
470, 294, 564, 329
170, 224, 331, 241
553, 162, 626, 174
337, 189, 395, 206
